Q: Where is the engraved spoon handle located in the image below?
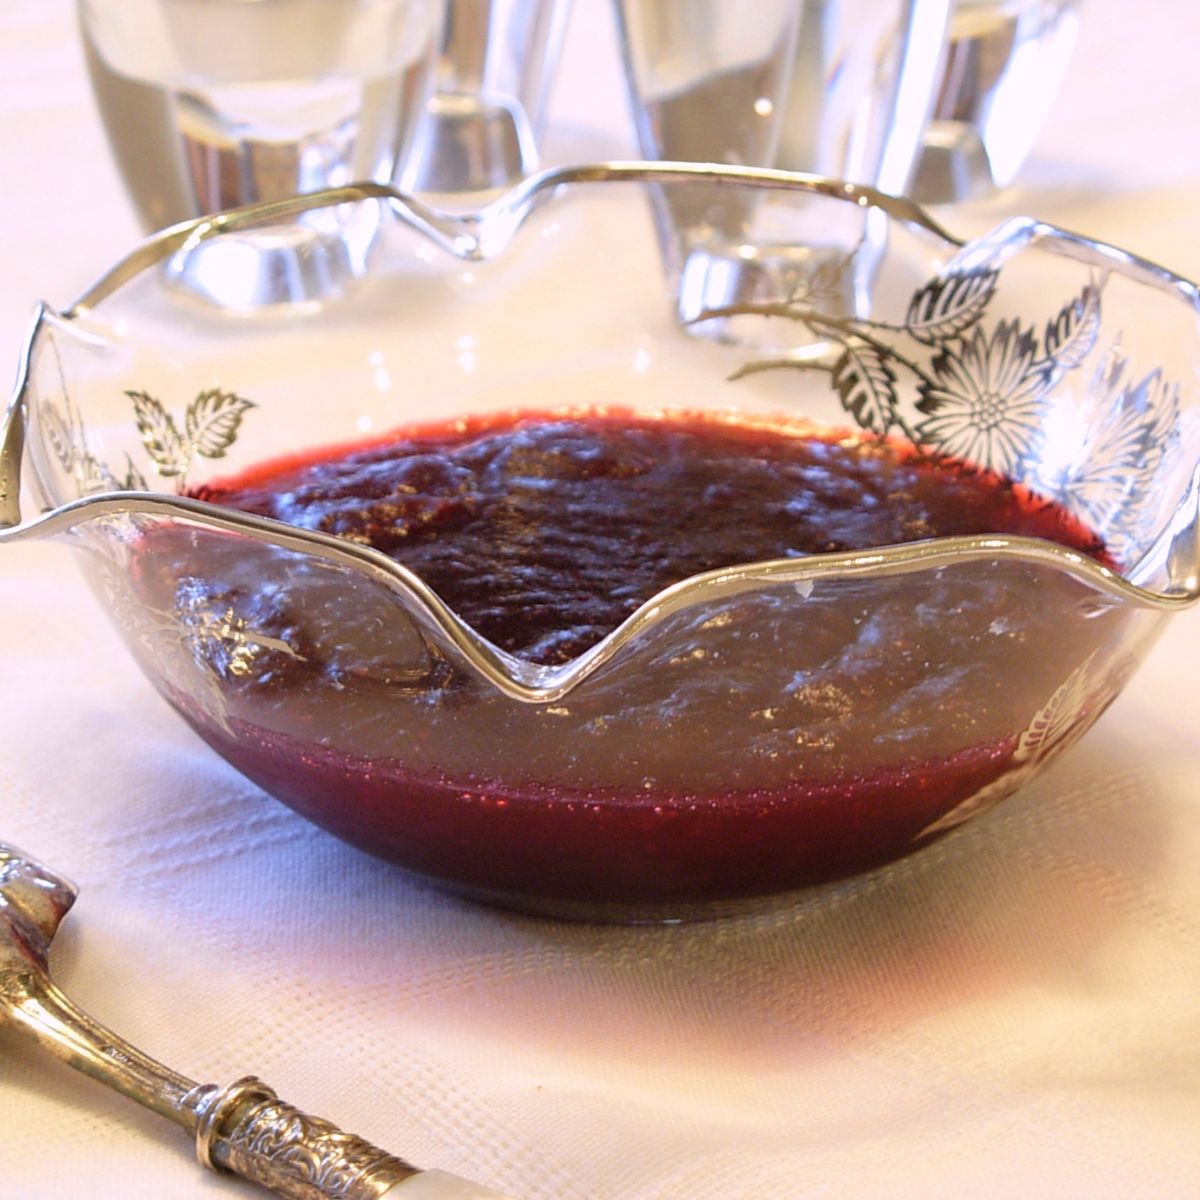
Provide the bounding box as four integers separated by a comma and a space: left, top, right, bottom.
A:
193, 1076, 515, 1199
1, 842, 519, 1199
2, 944, 514, 1198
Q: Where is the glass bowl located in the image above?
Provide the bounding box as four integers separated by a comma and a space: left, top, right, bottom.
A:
4, 163, 1199, 921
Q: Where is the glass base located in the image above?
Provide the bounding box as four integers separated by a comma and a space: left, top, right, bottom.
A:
438, 876, 833, 925
676, 240, 864, 352
911, 119, 999, 206
408, 90, 537, 197
164, 206, 381, 309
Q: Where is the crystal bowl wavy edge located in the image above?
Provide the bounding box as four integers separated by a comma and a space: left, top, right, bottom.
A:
3, 163, 1199, 921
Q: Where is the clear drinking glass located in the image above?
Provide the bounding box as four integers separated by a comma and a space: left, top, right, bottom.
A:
78, 0, 444, 305
912, 0, 1081, 202
408, 0, 573, 196
616, 0, 950, 190
613, 0, 952, 339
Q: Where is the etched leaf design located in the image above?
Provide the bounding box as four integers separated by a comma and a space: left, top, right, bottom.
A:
916, 654, 1100, 842
1043, 284, 1101, 371
185, 389, 256, 460
38, 400, 76, 473
905, 268, 999, 345
1015, 654, 1095, 762
914, 770, 1029, 841
831, 340, 898, 435
80, 453, 120, 494
1031, 352, 1184, 561
120, 454, 151, 492
38, 397, 122, 494
1098, 366, 1182, 560
1119, 364, 1181, 459
1101, 381, 1163, 476
128, 389, 187, 477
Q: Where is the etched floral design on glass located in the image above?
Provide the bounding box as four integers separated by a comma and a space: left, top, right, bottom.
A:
915, 650, 1117, 841
130, 388, 256, 487
915, 320, 1052, 476
730, 266, 1182, 569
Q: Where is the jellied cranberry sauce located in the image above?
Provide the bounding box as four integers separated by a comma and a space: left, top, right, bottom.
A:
136, 410, 1118, 908
194, 410, 1108, 664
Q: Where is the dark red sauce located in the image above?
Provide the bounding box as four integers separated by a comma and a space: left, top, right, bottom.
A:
194, 409, 1109, 664
136, 409, 1118, 911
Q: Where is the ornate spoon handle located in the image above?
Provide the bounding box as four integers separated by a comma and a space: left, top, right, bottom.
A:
8, 982, 513, 1199
192, 1076, 512, 1199
0, 842, 515, 1199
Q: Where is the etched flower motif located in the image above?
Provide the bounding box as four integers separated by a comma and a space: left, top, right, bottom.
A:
915, 320, 1053, 476
1028, 353, 1181, 563
734, 260, 1184, 570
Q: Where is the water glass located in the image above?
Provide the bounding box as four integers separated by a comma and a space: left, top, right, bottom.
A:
613, 0, 952, 337
408, 0, 573, 196
78, 0, 444, 306
912, 0, 1081, 203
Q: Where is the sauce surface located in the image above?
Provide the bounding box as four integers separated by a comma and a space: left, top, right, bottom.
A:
196, 409, 1107, 663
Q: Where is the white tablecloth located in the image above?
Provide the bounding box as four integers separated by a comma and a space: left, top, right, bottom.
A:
2, 3, 1199, 1197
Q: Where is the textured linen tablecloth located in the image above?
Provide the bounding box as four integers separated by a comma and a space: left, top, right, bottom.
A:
2, 3, 1200, 1197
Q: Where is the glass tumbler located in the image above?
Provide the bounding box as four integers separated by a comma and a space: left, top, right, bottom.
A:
408, 0, 573, 196
912, 0, 1081, 203
78, 0, 444, 305
613, 0, 952, 339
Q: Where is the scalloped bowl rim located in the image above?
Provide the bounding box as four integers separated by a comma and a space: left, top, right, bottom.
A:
3, 162, 1199, 704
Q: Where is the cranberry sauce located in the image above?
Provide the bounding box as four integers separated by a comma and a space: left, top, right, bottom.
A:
195, 410, 1108, 665
146, 409, 1119, 907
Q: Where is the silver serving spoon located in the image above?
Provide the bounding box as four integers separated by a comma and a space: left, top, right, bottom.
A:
0, 841, 515, 1199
